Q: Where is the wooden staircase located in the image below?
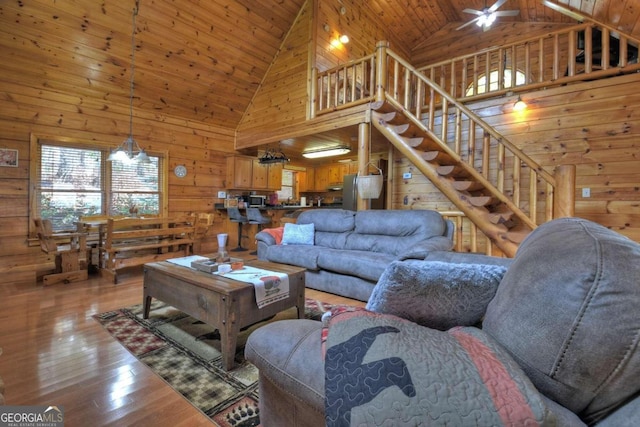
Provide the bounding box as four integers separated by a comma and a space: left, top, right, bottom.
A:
371, 100, 533, 257
368, 43, 566, 257
312, 42, 577, 257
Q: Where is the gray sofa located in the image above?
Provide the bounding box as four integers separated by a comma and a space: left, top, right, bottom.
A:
255, 209, 455, 301
246, 218, 640, 426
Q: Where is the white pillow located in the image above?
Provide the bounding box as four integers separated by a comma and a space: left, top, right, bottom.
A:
281, 223, 315, 245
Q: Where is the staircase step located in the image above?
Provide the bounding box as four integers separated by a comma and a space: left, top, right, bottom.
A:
370, 100, 396, 113
394, 122, 422, 137
453, 180, 485, 192
422, 151, 457, 165
377, 111, 407, 125
469, 195, 500, 207
489, 210, 515, 225
402, 136, 442, 151
437, 164, 471, 178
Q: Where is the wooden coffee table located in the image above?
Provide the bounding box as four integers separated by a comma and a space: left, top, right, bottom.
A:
142, 259, 306, 371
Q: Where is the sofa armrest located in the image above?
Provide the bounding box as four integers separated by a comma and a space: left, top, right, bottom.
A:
255, 230, 277, 246
396, 236, 454, 260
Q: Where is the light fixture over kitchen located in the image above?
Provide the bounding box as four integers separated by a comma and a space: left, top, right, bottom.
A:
259, 146, 290, 164
302, 145, 351, 159
107, 0, 149, 163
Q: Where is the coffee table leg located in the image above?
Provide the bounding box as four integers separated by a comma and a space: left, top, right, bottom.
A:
143, 294, 152, 319
296, 289, 305, 319
220, 307, 241, 371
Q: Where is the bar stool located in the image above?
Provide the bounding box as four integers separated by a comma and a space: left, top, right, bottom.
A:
246, 208, 272, 255
227, 207, 248, 252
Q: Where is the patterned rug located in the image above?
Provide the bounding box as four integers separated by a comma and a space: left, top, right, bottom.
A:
94, 298, 336, 426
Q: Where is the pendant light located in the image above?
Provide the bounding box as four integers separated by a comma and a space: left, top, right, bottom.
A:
107, 0, 149, 163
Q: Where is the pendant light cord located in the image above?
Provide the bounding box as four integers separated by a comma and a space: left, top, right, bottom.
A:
128, 0, 139, 139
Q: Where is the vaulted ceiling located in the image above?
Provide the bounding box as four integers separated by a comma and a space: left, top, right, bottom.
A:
3, 0, 639, 133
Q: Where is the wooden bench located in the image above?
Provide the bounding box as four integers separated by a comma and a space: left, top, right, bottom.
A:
100, 215, 196, 283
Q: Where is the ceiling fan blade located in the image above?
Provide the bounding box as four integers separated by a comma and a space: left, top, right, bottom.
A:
456, 16, 481, 30
541, 0, 586, 22
462, 8, 484, 16
494, 10, 520, 17
488, 0, 508, 13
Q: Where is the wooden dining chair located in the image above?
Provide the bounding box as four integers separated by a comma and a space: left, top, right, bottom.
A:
34, 218, 89, 285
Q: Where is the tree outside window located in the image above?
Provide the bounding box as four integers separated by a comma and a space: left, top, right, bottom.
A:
35, 142, 163, 231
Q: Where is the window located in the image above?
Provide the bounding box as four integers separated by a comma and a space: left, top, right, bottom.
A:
32, 138, 166, 232
465, 69, 526, 96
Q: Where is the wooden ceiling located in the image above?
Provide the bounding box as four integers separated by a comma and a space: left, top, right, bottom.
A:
3, 0, 639, 151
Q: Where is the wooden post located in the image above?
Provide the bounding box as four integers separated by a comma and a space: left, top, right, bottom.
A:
309, 67, 317, 119
357, 122, 370, 211
554, 164, 576, 218
375, 41, 389, 103
386, 145, 394, 210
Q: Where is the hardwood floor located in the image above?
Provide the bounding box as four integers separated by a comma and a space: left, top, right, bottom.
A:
0, 261, 364, 426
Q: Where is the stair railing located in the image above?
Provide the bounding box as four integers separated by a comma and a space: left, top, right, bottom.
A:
377, 42, 564, 228
418, 23, 640, 101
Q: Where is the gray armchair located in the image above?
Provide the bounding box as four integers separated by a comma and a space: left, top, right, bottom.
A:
246, 218, 640, 426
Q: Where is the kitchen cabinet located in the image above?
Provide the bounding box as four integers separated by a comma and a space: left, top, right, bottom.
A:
297, 170, 307, 193
314, 165, 330, 191
226, 155, 282, 190
267, 163, 283, 190
252, 159, 269, 189
305, 167, 316, 191
226, 156, 253, 189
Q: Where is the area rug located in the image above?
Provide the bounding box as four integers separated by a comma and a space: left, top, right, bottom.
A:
94, 298, 336, 426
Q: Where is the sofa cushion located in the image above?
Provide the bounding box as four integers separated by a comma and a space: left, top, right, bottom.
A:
316, 249, 395, 282
344, 210, 450, 256
282, 223, 315, 245
354, 209, 447, 237
366, 260, 507, 330
265, 244, 323, 270
297, 209, 356, 233
483, 218, 640, 425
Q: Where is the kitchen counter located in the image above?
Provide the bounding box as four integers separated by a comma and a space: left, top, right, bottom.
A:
214, 203, 347, 250
213, 203, 344, 210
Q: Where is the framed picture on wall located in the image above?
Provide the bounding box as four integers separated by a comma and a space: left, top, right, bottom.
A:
0, 148, 18, 167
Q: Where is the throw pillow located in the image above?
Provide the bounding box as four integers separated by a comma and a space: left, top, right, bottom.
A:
366, 260, 507, 330
281, 223, 315, 245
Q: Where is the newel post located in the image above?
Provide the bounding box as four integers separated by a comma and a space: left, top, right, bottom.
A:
553, 164, 576, 218
375, 41, 389, 103
309, 67, 318, 119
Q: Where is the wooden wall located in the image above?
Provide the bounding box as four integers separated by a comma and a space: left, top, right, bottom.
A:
236, 0, 412, 148
0, 74, 235, 285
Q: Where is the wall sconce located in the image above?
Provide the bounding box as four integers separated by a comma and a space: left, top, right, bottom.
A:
513, 95, 527, 111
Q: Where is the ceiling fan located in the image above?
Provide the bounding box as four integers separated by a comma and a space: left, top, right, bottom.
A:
456, 0, 520, 31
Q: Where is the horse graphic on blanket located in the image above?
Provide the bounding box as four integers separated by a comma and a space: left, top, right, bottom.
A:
325, 326, 416, 426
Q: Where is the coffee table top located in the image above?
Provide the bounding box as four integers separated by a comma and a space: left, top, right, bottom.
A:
144, 258, 305, 295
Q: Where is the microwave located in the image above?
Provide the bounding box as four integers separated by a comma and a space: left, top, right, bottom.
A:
248, 195, 267, 207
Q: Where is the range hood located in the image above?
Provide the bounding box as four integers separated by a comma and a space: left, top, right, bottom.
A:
327, 182, 343, 191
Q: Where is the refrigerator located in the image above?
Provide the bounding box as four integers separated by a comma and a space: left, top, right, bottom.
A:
342, 174, 358, 211
342, 173, 387, 211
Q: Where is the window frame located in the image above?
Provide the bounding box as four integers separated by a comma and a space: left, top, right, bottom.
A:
29, 134, 168, 236
465, 68, 527, 97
